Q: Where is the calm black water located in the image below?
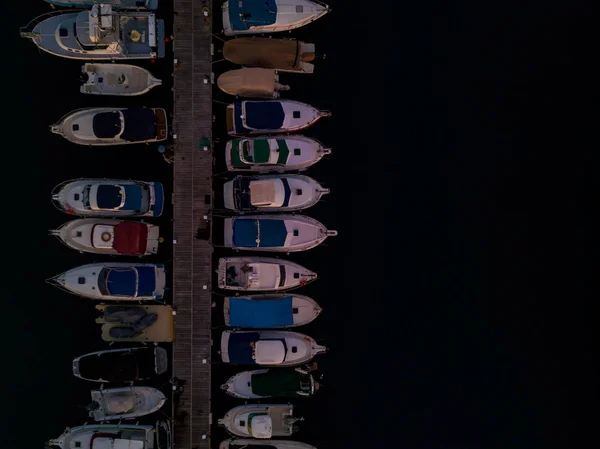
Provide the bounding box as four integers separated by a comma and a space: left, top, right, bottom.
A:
1, 1, 595, 448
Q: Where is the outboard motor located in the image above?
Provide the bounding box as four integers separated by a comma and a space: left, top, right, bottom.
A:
86, 401, 100, 412
80, 73, 89, 83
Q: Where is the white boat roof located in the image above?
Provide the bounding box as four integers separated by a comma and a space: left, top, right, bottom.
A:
249, 415, 273, 438
250, 179, 284, 206
254, 340, 285, 364
246, 262, 280, 289
93, 438, 144, 449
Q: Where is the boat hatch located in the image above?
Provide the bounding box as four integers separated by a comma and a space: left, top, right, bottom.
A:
255, 340, 286, 364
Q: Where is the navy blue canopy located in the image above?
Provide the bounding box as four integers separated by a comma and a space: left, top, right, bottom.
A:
244, 102, 285, 130
136, 266, 157, 296
96, 185, 124, 209
121, 108, 157, 142
106, 268, 137, 297
228, 0, 277, 31
227, 332, 260, 364
122, 184, 144, 212
93, 111, 122, 138
229, 297, 294, 327
232, 218, 288, 248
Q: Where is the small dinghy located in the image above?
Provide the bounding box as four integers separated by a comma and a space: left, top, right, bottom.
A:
95, 304, 174, 342
50, 218, 161, 255
218, 404, 303, 438
50, 107, 168, 145
222, 215, 337, 252
45, 1, 159, 10
221, 364, 321, 398
222, 0, 329, 36
226, 136, 331, 173
47, 262, 166, 301
21, 5, 165, 60
72, 346, 168, 382
223, 38, 317, 74
81, 63, 162, 96
220, 439, 317, 449
218, 68, 290, 99
224, 294, 322, 328
223, 174, 329, 213
87, 386, 166, 421
51, 178, 164, 218
218, 257, 317, 291
227, 100, 330, 136
46, 421, 171, 449
220, 330, 327, 366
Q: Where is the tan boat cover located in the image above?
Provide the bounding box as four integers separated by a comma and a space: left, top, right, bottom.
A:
217, 68, 276, 98
250, 180, 276, 205
223, 38, 313, 71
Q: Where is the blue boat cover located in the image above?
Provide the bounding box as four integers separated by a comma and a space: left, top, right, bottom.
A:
232, 218, 288, 248
233, 102, 246, 133
106, 268, 137, 297
227, 332, 260, 364
229, 297, 294, 327
122, 184, 144, 212
152, 182, 164, 217
121, 108, 157, 142
245, 102, 285, 130
136, 266, 157, 296
96, 184, 124, 209
228, 0, 277, 32
93, 111, 122, 138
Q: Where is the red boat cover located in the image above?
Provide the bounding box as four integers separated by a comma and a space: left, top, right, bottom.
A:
113, 222, 149, 255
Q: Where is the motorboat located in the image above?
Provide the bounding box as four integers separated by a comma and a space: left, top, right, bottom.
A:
87, 386, 166, 421
217, 68, 290, 98
227, 100, 330, 136
225, 135, 331, 173
47, 262, 166, 301
223, 174, 329, 212
81, 63, 162, 96
51, 178, 164, 217
218, 404, 303, 438
21, 4, 165, 60
222, 0, 329, 36
45, 421, 171, 449
220, 330, 326, 366
222, 215, 337, 252
224, 294, 322, 328
223, 38, 317, 73
50, 218, 161, 256
217, 256, 317, 291
45, 1, 159, 10
50, 107, 168, 145
72, 346, 168, 382
220, 439, 317, 449
221, 365, 320, 398
95, 304, 174, 342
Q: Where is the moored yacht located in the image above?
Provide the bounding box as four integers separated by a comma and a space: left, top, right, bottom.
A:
21, 4, 165, 60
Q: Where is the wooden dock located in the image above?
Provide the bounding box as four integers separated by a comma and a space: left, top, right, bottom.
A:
171, 1, 213, 449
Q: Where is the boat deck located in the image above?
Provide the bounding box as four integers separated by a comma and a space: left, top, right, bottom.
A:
171, 1, 213, 449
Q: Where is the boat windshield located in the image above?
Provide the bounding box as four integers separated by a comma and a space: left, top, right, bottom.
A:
82, 185, 92, 209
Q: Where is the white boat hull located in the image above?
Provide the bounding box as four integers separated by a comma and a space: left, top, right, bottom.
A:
220, 439, 317, 449
223, 214, 337, 252
89, 386, 166, 421
223, 174, 329, 212
225, 135, 331, 173
218, 404, 301, 438
81, 63, 162, 96
48, 262, 166, 300
220, 330, 327, 366
51, 218, 160, 255
217, 257, 317, 291
223, 294, 322, 328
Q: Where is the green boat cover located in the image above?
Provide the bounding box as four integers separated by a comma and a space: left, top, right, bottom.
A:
231, 139, 290, 167
251, 369, 313, 397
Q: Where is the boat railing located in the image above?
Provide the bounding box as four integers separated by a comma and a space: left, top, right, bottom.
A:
52, 107, 97, 126
19, 9, 85, 37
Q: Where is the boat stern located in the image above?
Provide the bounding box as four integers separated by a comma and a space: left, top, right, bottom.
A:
223, 179, 236, 210
149, 182, 165, 217
226, 104, 236, 135
220, 331, 231, 363
154, 346, 168, 375
154, 108, 168, 141
221, 1, 233, 36
154, 263, 166, 300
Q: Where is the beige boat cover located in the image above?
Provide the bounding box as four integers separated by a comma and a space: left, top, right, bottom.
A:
250, 180, 276, 205
223, 38, 314, 71
217, 68, 276, 98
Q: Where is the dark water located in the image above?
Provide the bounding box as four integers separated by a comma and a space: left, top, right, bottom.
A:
1, 1, 596, 448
